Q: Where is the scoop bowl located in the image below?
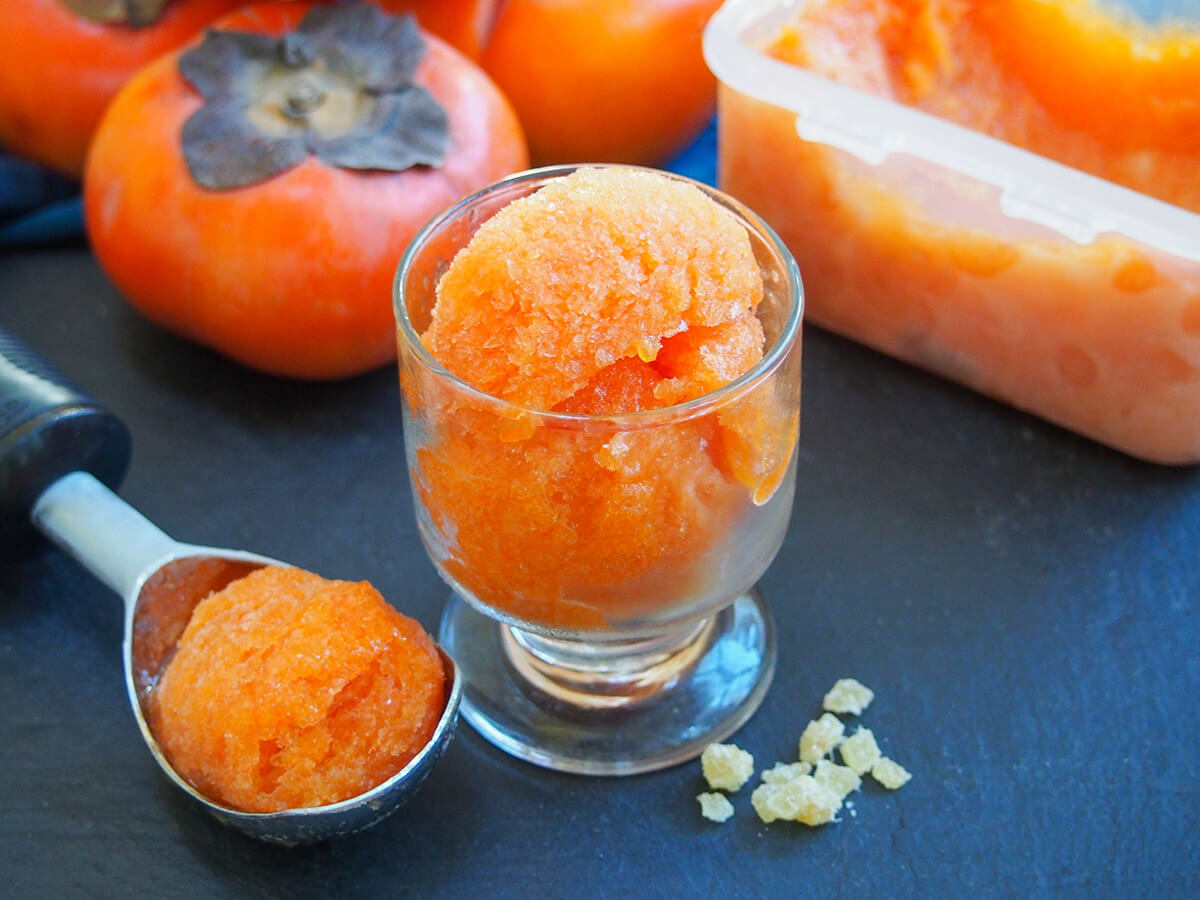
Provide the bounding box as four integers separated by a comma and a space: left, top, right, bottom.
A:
2, 329, 460, 845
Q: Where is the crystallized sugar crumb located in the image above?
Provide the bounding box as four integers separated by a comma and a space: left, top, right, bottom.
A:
701, 742, 755, 792
798, 712, 845, 764
822, 678, 875, 716
872, 757, 913, 790
697, 792, 735, 822
838, 727, 882, 775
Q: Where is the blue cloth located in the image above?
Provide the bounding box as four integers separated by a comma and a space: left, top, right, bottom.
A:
0, 121, 718, 250
0, 154, 83, 249
665, 119, 717, 187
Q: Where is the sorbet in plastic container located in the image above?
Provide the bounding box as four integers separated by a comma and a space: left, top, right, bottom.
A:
706, 0, 1200, 463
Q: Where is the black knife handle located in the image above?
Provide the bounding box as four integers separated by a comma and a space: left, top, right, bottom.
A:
0, 326, 131, 559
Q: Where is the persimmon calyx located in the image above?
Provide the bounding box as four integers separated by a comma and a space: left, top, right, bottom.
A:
178, 4, 449, 190
61, 0, 172, 26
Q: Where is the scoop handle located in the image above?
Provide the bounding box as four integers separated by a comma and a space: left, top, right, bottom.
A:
33, 471, 180, 601
0, 326, 132, 559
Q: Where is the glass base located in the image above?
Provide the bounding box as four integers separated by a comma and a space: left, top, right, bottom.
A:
438, 589, 776, 776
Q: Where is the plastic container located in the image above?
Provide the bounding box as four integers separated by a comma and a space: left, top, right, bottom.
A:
704, 0, 1200, 464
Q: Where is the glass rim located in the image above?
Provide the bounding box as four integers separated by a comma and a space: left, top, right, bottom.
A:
392, 163, 804, 426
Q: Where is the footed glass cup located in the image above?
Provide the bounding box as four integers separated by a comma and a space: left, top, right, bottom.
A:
394, 165, 803, 775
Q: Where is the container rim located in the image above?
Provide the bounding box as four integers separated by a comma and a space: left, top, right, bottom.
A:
704, 0, 1200, 263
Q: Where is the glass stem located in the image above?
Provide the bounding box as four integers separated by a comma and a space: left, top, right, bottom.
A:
502, 618, 716, 710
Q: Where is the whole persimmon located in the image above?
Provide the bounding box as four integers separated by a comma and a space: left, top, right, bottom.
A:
394, 0, 721, 167
84, 1, 528, 380
481, 0, 722, 166
380, 0, 496, 61
0, 0, 247, 177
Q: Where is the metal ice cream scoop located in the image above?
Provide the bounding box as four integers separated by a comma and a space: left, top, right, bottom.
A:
0, 326, 460, 845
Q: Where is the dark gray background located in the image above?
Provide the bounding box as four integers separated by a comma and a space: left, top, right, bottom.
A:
3, 0, 1200, 889
2, 241, 1197, 898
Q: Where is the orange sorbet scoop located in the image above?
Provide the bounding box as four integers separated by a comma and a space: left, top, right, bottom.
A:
148, 565, 445, 813
411, 167, 784, 631
422, 166, 764, 410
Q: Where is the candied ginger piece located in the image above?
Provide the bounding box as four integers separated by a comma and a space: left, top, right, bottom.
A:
799, 712, 845, 763
813, 758, 862, 800
839, 727, 883, 775
761, 761, 812, 785
822, 678, 875, 716
872, 757, 913, 790
701, 742, 755, 792
423, 167, 763, 410
148, 566, 445, 813
750, 773, 842, 826
696, 792, 735, 823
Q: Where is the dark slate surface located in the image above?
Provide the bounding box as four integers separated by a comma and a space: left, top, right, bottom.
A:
2, 234, 1198, 898
3, 3, 1199, 895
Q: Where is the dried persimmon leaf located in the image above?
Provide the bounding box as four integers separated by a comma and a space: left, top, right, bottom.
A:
295, 4, 427, 91
180, 31, 278, 101
312, 86, 448, 171
182, 102, 308, 190
176, 4, 448, 190
62, 0, 171, 26
278, 31, 316, 69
